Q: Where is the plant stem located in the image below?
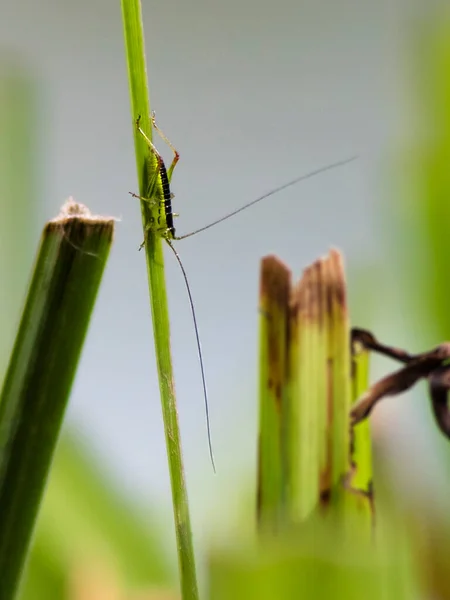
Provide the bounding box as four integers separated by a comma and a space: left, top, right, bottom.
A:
120, 2, 199, 598
0, 199, 114, 599
257, 256, 291, 530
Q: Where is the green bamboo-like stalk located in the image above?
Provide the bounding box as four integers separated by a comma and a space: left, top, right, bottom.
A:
316, 259, 330, 506
323, 251, 374, 526
288, 267, 321, 520
213, 249, 401, 596
257, 256, 291, 529
0, 199, 114, 599
349, 332, 373, 525
258, 250, 373, 525
286, 252, 352, 521
120, 2, 199, 598
326, 251, 352, 505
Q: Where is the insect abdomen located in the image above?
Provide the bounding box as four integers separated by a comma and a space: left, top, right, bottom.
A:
159, 160, 175, 238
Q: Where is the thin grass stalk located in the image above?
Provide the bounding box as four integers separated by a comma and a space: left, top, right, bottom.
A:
120, 1, 198, 597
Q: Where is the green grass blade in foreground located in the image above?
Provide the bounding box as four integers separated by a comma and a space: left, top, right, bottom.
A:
209, 518, 417, 600
21, 434, 172, 599
257, 256, 291, 530
0, 199, 114, 600
121, 2, 199, 598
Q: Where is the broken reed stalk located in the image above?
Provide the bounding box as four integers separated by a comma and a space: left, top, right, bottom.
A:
257, 256, 291, 530
257, 249, 373, 531
0, 199, 114, 599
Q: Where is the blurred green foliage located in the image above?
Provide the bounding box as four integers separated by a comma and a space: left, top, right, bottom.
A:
209, 511, 417, 600
20, 435, 172, 599
0, 56, 38, 387
392, 12, 450, 341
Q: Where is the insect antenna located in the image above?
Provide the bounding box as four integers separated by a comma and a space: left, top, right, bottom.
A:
165, 238, 216, 473
175, 155, 357, 241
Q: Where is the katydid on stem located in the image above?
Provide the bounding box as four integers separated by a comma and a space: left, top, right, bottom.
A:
132, 112, 357, 471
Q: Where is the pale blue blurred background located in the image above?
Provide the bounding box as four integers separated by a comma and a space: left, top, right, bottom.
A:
1, 0, 441, 562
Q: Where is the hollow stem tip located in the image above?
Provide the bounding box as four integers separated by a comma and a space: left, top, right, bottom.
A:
48, 196, 116, 245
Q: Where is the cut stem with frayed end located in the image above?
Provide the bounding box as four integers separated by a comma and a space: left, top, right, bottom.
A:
257, 256, 291, 529
257, 249, 373, 531
287, 250, 353, 519
0, 198, 114, 600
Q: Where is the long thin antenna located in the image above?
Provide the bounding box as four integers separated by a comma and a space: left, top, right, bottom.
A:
165, 238, 216, 473
176, 155, 357, 240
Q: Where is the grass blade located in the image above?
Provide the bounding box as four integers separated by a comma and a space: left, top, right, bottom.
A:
0, 199, 114, 599
120, 2, 199, 598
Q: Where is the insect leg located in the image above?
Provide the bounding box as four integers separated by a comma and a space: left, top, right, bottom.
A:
151, 111, 180, 182
132, 115, 173, 247
134, 115, 165, 203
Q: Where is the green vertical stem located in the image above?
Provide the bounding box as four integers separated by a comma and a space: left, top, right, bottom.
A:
261, 248, 373, 531
120, 1, 198, 597
349, 333, 374, 527
307, 265, 321, 508
287, 268, 320, 521
327, 251, 352, 499
286, 277, 300, 519
315, 260, 330, 507
257, 256, 291, 530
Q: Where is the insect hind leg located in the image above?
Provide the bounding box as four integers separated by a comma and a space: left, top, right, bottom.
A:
131, 116, 166, 205
151, 111, 180, 182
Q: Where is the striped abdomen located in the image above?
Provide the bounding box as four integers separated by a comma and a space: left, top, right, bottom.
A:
158, 160, 175, 238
